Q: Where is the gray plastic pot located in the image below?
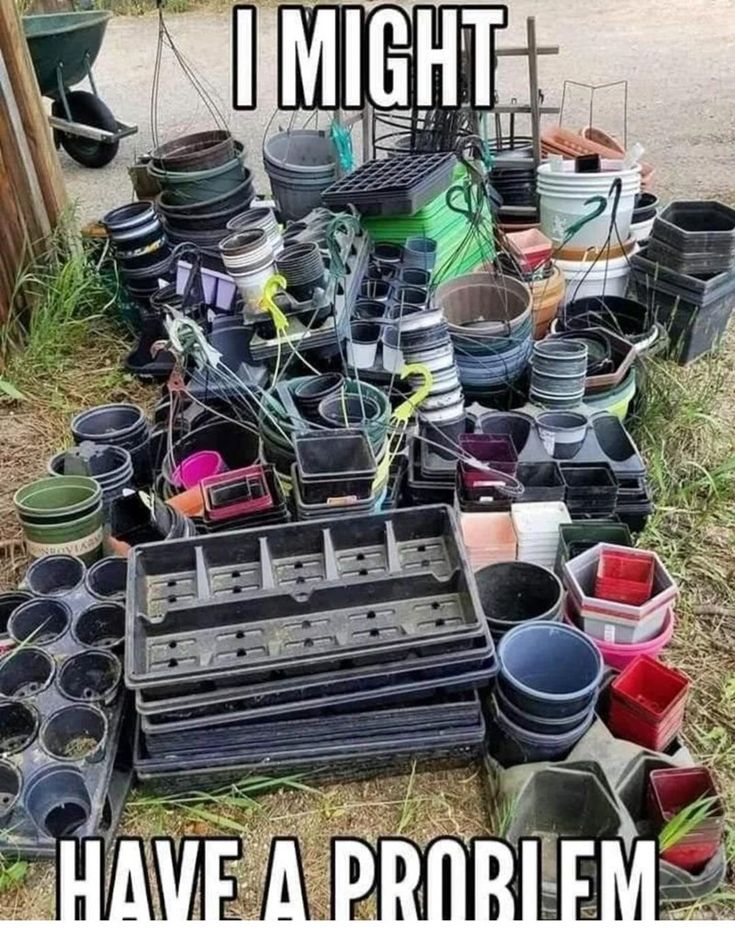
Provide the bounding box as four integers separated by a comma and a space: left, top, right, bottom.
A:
263, 130, 337, 221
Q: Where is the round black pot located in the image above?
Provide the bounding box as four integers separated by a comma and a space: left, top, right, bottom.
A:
293, 374, 345, 418
475, 562, 563, 627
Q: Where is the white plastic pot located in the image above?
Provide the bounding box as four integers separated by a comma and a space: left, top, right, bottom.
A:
381, 330, 405, 374
537, 160, 641, 248
629, 216, 655, 243
230, 257, 275, 309
555, 251, 635, 307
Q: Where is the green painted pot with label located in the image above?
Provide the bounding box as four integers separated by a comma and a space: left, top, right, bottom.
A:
14, 476, 104, 564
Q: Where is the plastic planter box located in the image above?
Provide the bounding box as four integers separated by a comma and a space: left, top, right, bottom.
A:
564, 543, 677, 644
647, 767, 724, 872
554, 520, 632, 577
201, 466, 274, 523
608, 655, 690, 750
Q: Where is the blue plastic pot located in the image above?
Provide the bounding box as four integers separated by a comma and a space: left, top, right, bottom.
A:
488, 699, 596, 767
495, 682, 593, 735
497, 621, 603, 719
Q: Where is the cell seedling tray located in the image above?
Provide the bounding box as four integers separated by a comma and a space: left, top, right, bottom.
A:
0, 555, 129, 857
322, 154, 457, 217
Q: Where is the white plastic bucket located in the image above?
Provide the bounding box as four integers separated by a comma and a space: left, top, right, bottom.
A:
538, 160, 641, 248
555, 251, 635, 307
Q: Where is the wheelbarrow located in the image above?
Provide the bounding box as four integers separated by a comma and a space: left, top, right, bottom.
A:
23, 10, 138, 168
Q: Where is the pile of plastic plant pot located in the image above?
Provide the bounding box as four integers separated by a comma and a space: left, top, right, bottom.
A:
2, 110, 730, 906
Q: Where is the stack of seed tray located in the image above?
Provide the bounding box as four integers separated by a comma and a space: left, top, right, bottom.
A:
126, 506, 495, 787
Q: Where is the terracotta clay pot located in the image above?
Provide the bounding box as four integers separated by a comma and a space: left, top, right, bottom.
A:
530, 264, 565, 339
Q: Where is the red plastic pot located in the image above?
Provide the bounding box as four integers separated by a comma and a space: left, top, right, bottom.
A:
608, 655, 689, 750
459, 433, 518, 489
595, 548, 655, 606
647, 767, 724, 872
201, 465, 273, 522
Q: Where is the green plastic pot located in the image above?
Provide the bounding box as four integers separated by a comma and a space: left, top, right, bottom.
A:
20, 504, 104, 563
147, 155, 247, 205
15, 477, 104, 563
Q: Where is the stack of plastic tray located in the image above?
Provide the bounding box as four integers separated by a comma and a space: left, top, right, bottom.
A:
510, 501, 571, 569
0, 554, 132, 858
126, 506, 494, 787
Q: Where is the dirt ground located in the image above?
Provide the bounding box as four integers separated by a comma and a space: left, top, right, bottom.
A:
1, 0, 734, 920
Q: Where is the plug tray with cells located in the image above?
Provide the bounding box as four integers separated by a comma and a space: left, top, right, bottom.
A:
0, 554, 130, 857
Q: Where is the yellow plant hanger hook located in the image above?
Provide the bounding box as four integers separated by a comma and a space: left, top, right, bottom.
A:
259, 274, 289, 333
373, 364, 434, 491
391, 363, 433, 424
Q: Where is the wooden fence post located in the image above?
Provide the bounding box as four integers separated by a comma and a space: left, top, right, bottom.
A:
0, 1, 67, 322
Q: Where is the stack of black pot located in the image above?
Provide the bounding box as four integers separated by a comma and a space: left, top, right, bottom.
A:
629, 200, 735, 363
102, 202, 171, 305
150, 130, 255, 260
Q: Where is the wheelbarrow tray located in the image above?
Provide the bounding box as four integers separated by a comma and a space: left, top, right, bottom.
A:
23, 11, 111, 100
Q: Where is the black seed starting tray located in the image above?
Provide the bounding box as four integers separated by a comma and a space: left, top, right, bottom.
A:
134, 691, 485, 787
322, 154, 457, 217
0, 554, 131, 858
143, 690, 481, 756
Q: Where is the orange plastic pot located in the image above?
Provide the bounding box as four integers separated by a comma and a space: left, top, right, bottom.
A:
530, 264, 565, 339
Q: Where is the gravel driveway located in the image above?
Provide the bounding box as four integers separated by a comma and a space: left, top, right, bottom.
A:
62, 0, 735, 219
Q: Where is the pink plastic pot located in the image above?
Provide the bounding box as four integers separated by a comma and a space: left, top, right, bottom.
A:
564, 601, 675, 671
172, 451, 226, 490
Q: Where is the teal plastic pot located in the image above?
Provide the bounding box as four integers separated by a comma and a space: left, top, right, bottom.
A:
148, 155, 247, 205
14, 477, 104, 563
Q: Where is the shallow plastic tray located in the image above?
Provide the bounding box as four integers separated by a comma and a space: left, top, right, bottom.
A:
126, 507, 486, 692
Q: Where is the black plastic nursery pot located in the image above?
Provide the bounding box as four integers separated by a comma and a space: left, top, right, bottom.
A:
163, 418, 260, 489
293, 429, 377, 505
475, 562, 563, 628
292, 373, 345, 418
0, 593, 32, 645
516, 462, 565, 502
475, 412, 533, 456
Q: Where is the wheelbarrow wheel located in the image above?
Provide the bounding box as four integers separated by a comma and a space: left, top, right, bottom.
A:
52, 91, 120, 168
